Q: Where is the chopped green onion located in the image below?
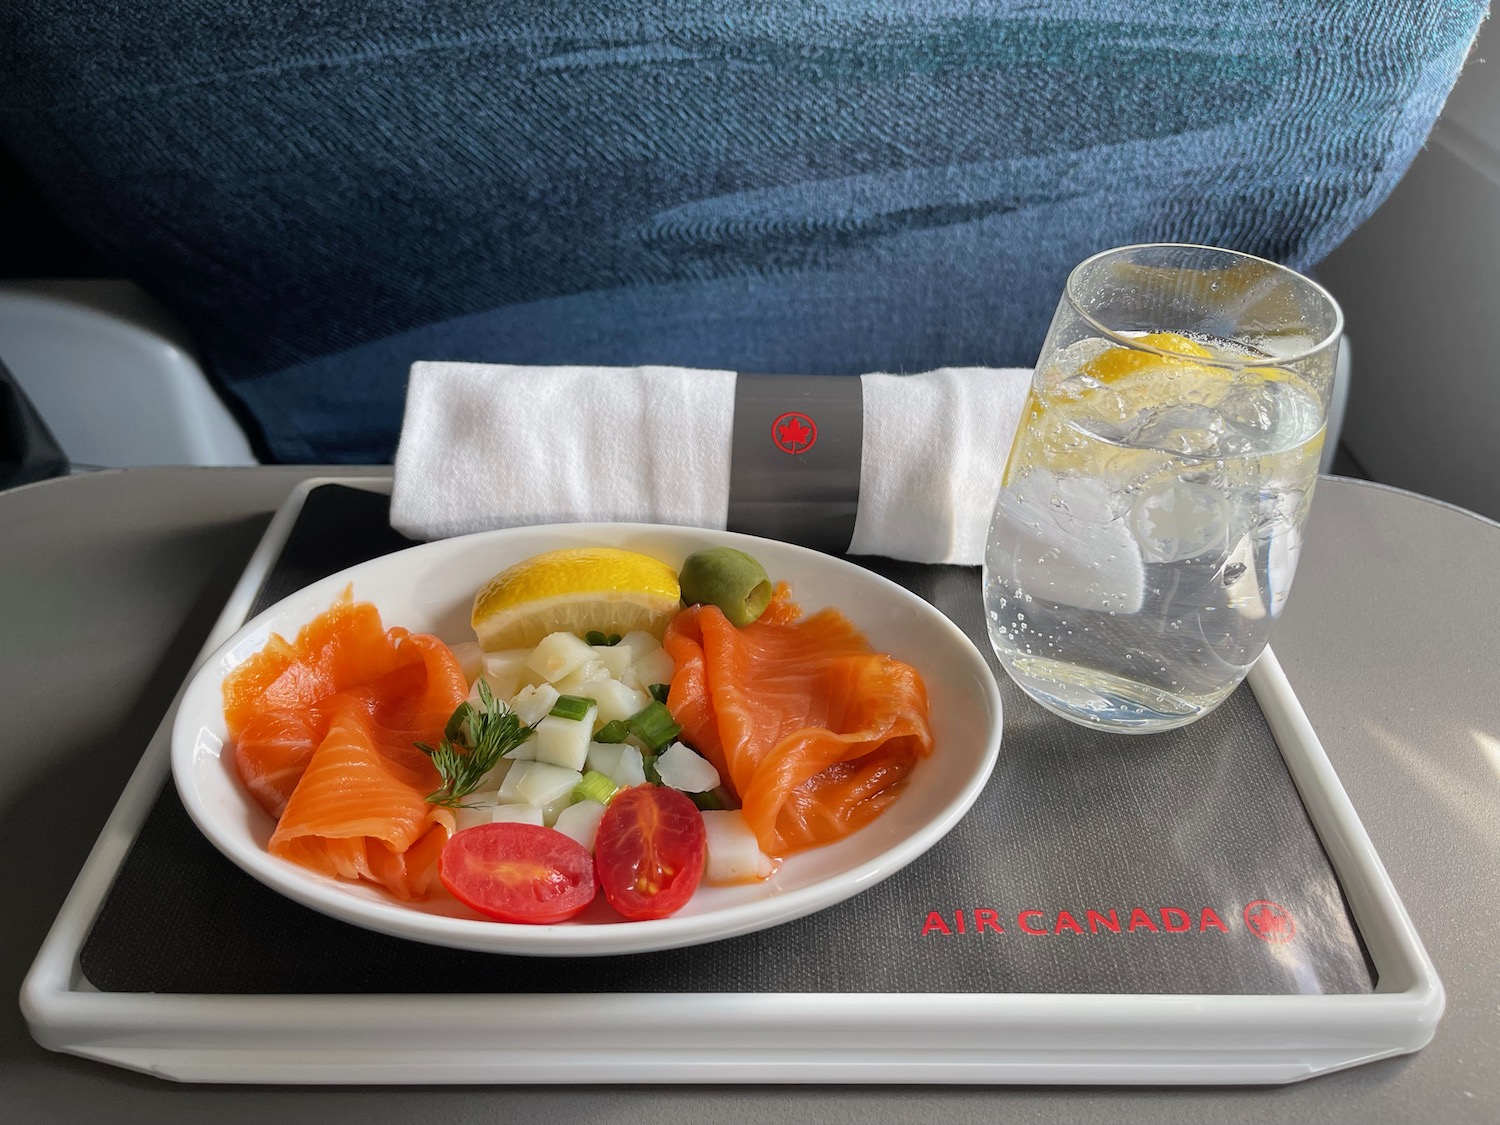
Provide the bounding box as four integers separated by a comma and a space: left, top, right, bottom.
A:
626, 701, 682, 752
586, 630, 623, 646
574, 770, 620, 806
641, 750, 662, 787
594, 719, 630, 744
689, 788, 728, 812
648, 682, 670, 704
549, 694, 594, 722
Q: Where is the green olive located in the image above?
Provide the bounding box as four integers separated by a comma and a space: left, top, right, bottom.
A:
679, 547, 773, 627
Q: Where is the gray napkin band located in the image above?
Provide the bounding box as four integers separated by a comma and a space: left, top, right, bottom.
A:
726, 374, 864, 554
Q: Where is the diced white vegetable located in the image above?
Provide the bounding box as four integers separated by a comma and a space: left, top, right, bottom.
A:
491, 803, 546, 826
632, 647, 675, 691
474, 757, 515, 792
617, 631, 662, 688
480, 648, 531, 699
590, 642, 634, 679
615, 630, 661, 663
509, 683, 560, 726
533, 707, 597, 771
586, 741, 647, 788
540, 796, 574, 828
588, 677, 652, 726
454, 798, 499, 833
495, 763, 535, 803
497, 760, 583, 807
554, 659, 609, 696
467, 672, 527, 711
449, 641, 485, 685
483, 648, 531, 676
553, 799, 608, 850
527, 631, 596, 683
655, 741, 721, 793
702, 809, 775, 884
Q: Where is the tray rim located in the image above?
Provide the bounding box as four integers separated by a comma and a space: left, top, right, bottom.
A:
20, 475, 1445, 1086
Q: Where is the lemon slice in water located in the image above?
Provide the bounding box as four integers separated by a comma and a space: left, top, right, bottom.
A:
1002, 333, 1227, 486
472, 547, 681, 651
1077, 331, 1213, 383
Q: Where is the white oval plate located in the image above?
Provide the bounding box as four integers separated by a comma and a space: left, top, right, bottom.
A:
172, 523, 1002, 956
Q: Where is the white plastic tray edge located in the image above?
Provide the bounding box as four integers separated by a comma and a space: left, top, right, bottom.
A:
21, 476, 1445, 1086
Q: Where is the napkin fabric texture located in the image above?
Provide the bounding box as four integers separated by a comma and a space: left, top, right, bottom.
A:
390, 363, 1030, 565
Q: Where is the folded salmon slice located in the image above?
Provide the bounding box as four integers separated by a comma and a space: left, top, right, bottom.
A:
223, 593, 405, 737
234, 710, 321, 820
269, 697, 457, 900
224, 592, 468, 900
665, 586, 934, 857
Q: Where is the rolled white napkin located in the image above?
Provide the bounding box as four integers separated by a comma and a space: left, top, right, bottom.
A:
390, 362, 1031, 564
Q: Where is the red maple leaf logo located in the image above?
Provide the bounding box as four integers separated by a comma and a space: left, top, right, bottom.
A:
1243, 900, 1296, 943
771, 411, 817, 454
778, 415, 812, 446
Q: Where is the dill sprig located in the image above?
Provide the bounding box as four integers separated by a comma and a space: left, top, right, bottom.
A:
417, 679, 535, 809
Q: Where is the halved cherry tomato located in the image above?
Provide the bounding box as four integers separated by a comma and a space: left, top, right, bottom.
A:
594, 785, 707, 921
438, 822, 597, 924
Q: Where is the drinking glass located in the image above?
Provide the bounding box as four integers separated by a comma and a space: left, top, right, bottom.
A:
984, 244, 1343, 733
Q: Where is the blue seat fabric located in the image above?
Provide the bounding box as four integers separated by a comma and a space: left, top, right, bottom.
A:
0, 2, 1488, 462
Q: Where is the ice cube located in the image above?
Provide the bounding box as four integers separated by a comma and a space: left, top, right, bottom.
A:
992, 469, 1145, 614
1133, 403, 1224, 457
1218, 381, 1279, 436
1128, 478, 1229, 564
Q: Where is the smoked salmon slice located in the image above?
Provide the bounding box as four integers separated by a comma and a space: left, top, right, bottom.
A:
224, 591, 468, 900
268, 697, 456, 900
234, 709, 320, 820
223, 593, 405, 738
665, 585, 934, 857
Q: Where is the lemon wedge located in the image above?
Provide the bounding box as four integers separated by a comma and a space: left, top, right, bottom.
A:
471, 547, 682, 651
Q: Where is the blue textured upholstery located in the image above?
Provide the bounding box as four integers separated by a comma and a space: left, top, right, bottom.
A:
0, 2, 1488, 462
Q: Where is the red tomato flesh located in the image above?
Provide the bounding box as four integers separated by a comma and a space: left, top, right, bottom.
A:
594, 786, 707, 921
439, 822, 597, 924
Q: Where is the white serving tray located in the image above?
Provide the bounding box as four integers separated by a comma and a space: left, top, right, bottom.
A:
21, 477, 1444, 1085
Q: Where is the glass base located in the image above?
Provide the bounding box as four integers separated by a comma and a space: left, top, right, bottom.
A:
999, 655, 1233, 735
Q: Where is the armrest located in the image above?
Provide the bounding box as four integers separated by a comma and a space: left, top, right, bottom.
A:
0, 280, 257, 468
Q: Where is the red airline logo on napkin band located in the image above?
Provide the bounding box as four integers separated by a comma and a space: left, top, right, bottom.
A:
771, 411, 818, 455
918, 901, 1298, 941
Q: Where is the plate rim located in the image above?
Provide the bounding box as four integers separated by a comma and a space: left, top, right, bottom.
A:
169, 514, 1004, 956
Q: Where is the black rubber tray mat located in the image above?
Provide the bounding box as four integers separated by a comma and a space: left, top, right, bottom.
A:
79, 484, 1373, 997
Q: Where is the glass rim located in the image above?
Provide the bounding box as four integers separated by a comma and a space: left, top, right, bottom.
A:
1062, 242, 1346, 366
